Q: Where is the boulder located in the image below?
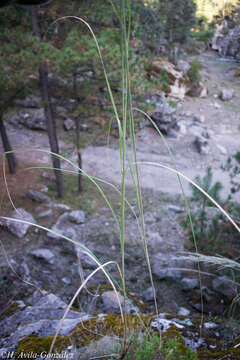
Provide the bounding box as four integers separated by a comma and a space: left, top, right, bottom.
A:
0, 292, 91, 350
30, 248, 55, 265
47, 212, 76, 240
149, 93, 179, 135
212, 276, 237, 301
63, 118, 76, 131
194, 135, 209, 155
152, 253, 188, 280
0, 208, 36, 238
101, 291, 139, 314
20, 108, 46, 130
69, 210, 86, 224
213, 22, 240, 58
148, 60, 190, 100
27, 189, 51, 203
188, 82, 208, 98
219, 88, 234, 101
177, 60, 191, 74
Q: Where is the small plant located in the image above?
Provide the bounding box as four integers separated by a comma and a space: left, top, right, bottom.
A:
182, 167, 223, 249
187, 58, 202, 85
222, 152, 240, 200
123, 333, 198, 360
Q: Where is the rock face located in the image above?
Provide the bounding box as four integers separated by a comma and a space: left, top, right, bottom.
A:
148, 60, 190, 100
212, 21, 240, 59
149, 92, 179, 135
0, 208, 36, 238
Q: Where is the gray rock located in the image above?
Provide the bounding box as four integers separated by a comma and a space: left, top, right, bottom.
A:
38, 209, 53, 218
15, 96, 41, 108
27, 189, 51, 203
219, 88, 234, 101
149, 93, 178, 135
177, 60, 191, 74
167, 205, 184, 213
76, 251, 96, 269
0, 292, 91, 350
69, 210, 86, 224
194, 135, 209, 154
30, 248, 55, 264
204, 322, 217, 329
147, 232, 164, 251
63, 118, 76, 131
217, 144, 227, 155
212, 21, 240, 58
47, 213, 76, 240
48, 203, 71, 211
0, 208, 36, 238
189, 82, 208, 98
78, 335, 121, 360
62, 277, 71, 285
101, 291, 139, 314
212, 276, 237, 301
178, 307, 190, 316
193, 114, 205, 123
181, 278, 199, 291
19, 108, 47, 130
142, 287, 155, 302
152, 253, 187, 280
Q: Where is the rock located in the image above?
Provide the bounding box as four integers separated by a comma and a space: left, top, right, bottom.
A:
63, 118, 76, 131
219, 88, 234, 101
0, 292, 91, 350
18, 108, 47, 130
147, 232, 164, 251
15, 95, 41, 108
177, 60, 191, 74
27, 189, 51, 203
48, 203, 71, 211
213, 101, 221, 109
212, 21, 240, 58
212, 20, 228, 52
193, 114, 205, 123
148, 60, 190, 100
62, 277, 71, 285
78, 335, 121, 360
188, 287, 225, 314
194, 135, 209, 155
167, 205, 184, 213
38, 209, 53, 218
142, 287, 155, 302
69, 210, 86, 224
178, 307, 190, 316
101, 291, 139, 314
188, 82, 208, 98
76, 252, 96, 269
212, 276, 237, 301
204, 322, 217, 329
0, 208, 36, 238
152, 253, 189, 280
47, 213, 76, 240
181, 278, 199, 291
30, 248, 55, 264
149, 93, 178, 135
217, 144, 227, 155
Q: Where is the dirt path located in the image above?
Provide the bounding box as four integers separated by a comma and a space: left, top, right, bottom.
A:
1, 51, 240, 201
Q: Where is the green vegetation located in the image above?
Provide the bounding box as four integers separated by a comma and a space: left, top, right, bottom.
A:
187, 59, 203, 84
124, 333, 198, 360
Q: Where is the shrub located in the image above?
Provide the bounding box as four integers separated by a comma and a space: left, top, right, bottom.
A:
187, 58, 202, 84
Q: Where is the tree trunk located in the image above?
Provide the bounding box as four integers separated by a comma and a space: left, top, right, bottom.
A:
31, 6, 63, 198
73, 72, 82, 192
0, 113, 16, 174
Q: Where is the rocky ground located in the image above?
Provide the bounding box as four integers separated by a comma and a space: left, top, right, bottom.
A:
1, 50, 240, 358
